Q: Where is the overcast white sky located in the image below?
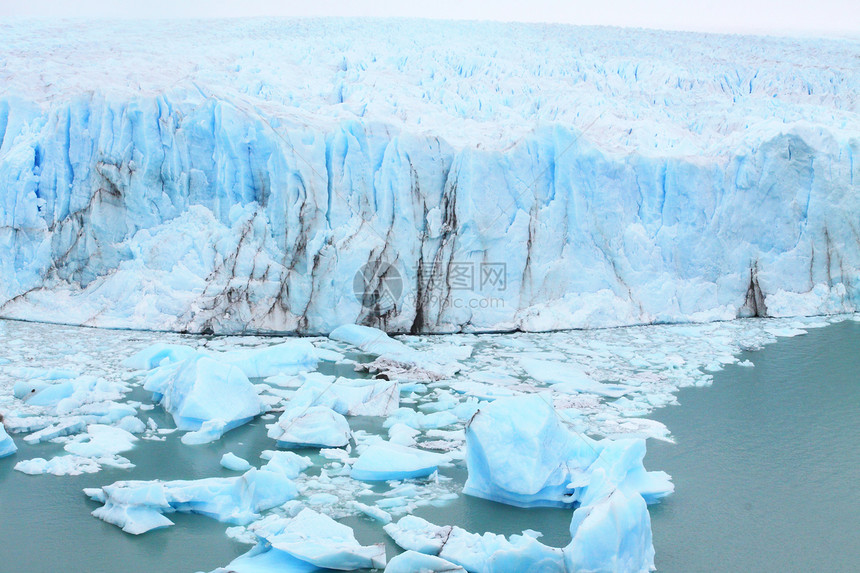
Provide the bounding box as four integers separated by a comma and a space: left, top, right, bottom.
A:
2, 0, 858, 37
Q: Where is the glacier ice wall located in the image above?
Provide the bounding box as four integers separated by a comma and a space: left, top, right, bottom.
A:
0, 20, 857, 334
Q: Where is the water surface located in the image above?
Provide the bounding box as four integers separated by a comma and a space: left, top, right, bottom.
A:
1, 320, 858, 572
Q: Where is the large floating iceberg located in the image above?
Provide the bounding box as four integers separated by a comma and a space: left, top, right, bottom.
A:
0, 20, 856, 335
463, 395, 672, 508
217, 509, 386, 572
143, 354, 265, 432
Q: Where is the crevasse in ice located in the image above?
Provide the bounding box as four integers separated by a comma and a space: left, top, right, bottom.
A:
0, 21, 856, 334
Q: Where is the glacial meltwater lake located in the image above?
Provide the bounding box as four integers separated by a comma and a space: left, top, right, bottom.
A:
0, 318, 858, 572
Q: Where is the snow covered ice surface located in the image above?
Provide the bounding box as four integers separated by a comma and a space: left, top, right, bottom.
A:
0, 20, 857, 334
1, 315, 852, 571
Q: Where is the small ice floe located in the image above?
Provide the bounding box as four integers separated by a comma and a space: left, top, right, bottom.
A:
16, 423, 137, 475
181, 419, 229, 445
86, 467, 300, 534
15, 455, 104, 476
221, 452, 252, 472
351, 441, 448, 481
348, 500, 392, 524
260, 450, 313, 479
267, 406, 351, 449
217, 509, 386, 572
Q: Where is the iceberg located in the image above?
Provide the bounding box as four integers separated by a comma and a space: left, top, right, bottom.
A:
384, 550, 466, 573
565, 486, 655, 573
221, 452, 252, 472
143, 354, 265, 432
0, 424, 17, 458
123, 343, 198, 370
218, 509, 386, 571
205, 341, 319, 378
463, 394, 672, 508
86, 468, 298, 534
351, 441, 448, 481
259, 450, 313, 479
267, 406, 351, 448
63, 424, 136, 458
384, 516, 565, 573
386, 501, 657, 573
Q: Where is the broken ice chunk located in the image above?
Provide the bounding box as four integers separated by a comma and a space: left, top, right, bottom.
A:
268, 406, 351, 448
351, 442, 447, 481
0, 425, 16, 458
264, 509, 387, 570
181, 419, 228, 445
144, 355, 265, 432
384, 550, 466, 573
291, 377, 399, 417
88, 468, 298, 534
463, 395, 672, 508
221, 452, 252, 472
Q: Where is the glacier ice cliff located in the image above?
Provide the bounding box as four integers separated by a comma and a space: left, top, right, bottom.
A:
0, 20, 857, 334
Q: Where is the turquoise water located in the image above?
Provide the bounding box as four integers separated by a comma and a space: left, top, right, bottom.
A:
1, 320, 858, 572
647, 319, 860, 572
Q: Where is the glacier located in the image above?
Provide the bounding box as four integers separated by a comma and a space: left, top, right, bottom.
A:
0, 20, 856, 335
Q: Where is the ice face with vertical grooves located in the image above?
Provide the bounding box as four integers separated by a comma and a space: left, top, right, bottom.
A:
0, 20, 857, 334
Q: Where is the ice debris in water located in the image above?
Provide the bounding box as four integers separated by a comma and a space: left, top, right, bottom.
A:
267, 406, 351, 448
214, 508, 386, 572
289, 375, 400, 417
15, 423, 138, 476
330, 324, 463, 381
85, 467, 301, 534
